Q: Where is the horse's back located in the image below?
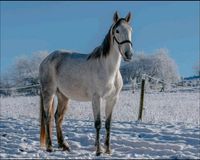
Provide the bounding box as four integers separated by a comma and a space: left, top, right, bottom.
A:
42, 50, 87, 64
39, 50, 92, 100
40, 50, 88, 73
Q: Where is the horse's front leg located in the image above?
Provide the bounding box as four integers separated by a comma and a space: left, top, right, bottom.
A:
104, 96, 118, 154
92, 94, 102, 156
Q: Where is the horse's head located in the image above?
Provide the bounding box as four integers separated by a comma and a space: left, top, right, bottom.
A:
111, 11, 133, 62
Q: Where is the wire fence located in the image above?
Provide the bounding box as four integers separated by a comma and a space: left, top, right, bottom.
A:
0, 83, 40, 97
0, 74, 199, 97
122, 74, 200, 93
0, 84, 40, 91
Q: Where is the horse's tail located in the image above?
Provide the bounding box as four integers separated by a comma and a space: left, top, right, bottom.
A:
40, 91, 46, 148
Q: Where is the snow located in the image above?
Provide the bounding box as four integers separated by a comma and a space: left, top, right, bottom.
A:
0, 90, 200, 159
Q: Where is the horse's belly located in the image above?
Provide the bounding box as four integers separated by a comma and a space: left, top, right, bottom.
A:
58, 84, 91, 101
65, 91, 91, 101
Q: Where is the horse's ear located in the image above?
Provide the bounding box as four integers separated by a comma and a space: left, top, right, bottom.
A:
113, 11, 120, 23
125, 12, 132, 23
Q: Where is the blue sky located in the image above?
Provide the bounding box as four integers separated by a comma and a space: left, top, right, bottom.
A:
1, 1, 199, 77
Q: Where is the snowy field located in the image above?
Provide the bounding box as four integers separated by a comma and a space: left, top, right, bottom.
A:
0, 90, 200, 159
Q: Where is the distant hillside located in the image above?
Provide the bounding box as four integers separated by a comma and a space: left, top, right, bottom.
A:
184, 76, 200, 80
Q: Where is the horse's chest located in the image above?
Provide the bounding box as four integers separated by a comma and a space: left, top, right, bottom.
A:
100, 72, 123, 98
99, 79, 116, 98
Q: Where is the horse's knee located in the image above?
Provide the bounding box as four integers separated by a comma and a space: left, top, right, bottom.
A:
55, 117, 62, 127
55, 111, 64, 126
95, 118, 101, 130
105, 116, 111, 130
44, 112, 51, 124
42, 97, 54, 121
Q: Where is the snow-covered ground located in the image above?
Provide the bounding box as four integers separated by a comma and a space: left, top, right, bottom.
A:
0, 90, 200, 159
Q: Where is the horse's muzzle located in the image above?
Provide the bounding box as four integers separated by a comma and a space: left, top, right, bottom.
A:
123, 50, 133, 62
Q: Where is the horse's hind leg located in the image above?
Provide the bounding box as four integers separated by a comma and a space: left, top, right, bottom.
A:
55, 90, 70, 151
41, 91, 55, 152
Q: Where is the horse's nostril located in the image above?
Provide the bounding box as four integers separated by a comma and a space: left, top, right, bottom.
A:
125, 51, 132, 59
125, 51, 129, 57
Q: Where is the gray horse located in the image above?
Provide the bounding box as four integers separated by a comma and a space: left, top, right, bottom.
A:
39, 11, 133, 156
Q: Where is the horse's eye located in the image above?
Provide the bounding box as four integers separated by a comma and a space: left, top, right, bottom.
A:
116, 30, 119, 33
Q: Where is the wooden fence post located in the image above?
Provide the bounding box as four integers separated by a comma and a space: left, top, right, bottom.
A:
138, 77, 145, 121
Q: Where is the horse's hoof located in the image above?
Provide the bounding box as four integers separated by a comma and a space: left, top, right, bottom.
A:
96, 151, 102, 156
105, 148, 112, 154
46, 147, 53, 152
59, 142, 70, 152
96, 147, 103, 156
63, 144, 70, 152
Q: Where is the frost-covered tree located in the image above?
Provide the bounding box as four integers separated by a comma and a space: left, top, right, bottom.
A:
0, 51, 49, 96
151, 48, 180, 83
9, 51, 49, 87
120, 48, 180, 84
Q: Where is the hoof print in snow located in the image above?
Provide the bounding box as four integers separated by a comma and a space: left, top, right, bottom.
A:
19, 148, 25, 152
21, 138, 27, 142
138, 134, 142, 138
2, 133, 7, 137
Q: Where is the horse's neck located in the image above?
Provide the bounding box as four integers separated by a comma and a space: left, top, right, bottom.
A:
105, 48, 121, 76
